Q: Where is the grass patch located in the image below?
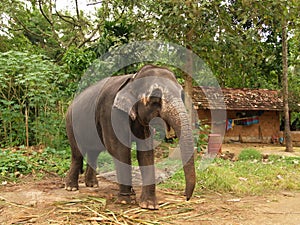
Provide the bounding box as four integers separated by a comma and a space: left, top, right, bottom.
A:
160, 155, 300, 196
238, 148, 262, 161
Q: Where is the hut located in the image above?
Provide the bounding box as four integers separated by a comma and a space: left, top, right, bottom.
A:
193, 87, 283, 143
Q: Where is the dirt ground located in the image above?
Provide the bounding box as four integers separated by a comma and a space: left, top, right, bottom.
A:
1, 144, 300, 225
222, 143, 300, 158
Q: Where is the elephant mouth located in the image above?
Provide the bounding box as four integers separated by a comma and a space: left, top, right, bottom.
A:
165, 122, 176, 139
148, 116, 175, 141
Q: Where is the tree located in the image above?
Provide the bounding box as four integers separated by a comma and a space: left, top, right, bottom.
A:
233, 0, 299, 151
0, 0, 105, 60
247, 0, 299, 152
282, 19, 293, 152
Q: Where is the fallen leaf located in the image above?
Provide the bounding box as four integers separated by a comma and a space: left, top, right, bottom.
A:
239, 177, 248, 181
277, 175, 284, 180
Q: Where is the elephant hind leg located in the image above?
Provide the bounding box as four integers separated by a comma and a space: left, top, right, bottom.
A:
65, 151, 84, 191
85, 150, 100, 187
65, 110, 84, 191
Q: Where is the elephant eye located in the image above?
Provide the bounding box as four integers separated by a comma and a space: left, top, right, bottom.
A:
151, 101, 161, 107
150, 97, 161, 106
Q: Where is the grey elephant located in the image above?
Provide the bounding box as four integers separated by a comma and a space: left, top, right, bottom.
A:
65, 64, 196, 209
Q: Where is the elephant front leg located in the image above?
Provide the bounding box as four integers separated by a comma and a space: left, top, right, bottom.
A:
137, 141, 158, 210
113, 152, 136, 204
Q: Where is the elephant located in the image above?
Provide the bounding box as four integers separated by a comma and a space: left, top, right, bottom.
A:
64, 64, 196, 209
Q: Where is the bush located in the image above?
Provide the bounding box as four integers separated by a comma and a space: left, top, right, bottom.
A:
238, 148, 262, 161
0, 51, 70, 148
0, 147, 70, 181
0, 149, 32, 177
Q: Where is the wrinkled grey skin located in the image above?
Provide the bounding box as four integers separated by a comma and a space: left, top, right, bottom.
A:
65, 65, 195, 209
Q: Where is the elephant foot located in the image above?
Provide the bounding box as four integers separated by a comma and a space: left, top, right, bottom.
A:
65, 186, 78, 191
65, 166, 82, 191
85, 165, 98, 187
117, 189, 136, 205
65, 180, 79, 191
139, 185, 158, 209
139, 197, 158, 210
85, 178, 99, 188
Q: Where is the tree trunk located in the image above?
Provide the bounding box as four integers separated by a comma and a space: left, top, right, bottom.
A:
25, 105, 29, 148
184, 30, 195, 128
183, 68, 194, 127
282, 20, 293, 152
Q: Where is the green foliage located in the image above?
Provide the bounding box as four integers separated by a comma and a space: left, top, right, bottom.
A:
0, 51, 70, 148
194, 121, 210, 152
1, 0, 299, 96
0, 149, 31, 177
62, 47, 97, 77
0, 147, 70, 181
90, 16, 134, 58
238, 148, 262, 161
0, 0, 299, 150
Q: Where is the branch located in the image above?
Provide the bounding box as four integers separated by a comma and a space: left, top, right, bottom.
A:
38, 0, 66, 47
13, 16, 47, 39
55, 9, 77, 27
75, 0, 80, 21
38, 0, 53, 26
54, 0, 78, 28
87, 1, 102, 6
78, 24, 101, 48
66, 35, 78, 48
74, 0, 86, 42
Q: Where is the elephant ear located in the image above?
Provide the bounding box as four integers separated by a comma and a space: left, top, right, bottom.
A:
113, 79, 138, 120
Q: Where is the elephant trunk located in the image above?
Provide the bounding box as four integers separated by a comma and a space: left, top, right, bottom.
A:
161, 98, 196, 200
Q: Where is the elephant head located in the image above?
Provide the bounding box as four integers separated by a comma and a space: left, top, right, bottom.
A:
113, 65, 196, 200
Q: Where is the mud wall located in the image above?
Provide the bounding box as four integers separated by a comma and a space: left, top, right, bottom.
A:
197, 109, 281, 143
279, 131, 300, 147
